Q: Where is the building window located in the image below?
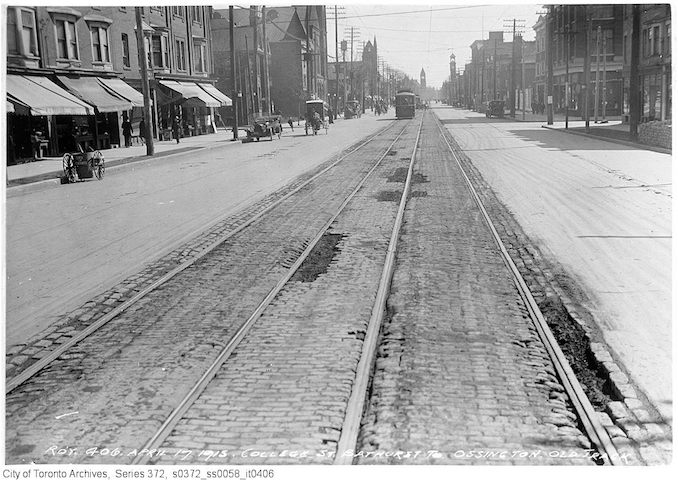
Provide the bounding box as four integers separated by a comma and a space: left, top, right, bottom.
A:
121, 33, 130, 67
19, 9, 38, 56
193, 42, 206, 72
152, 34, 169, 69
56, 18, 79, 60
172, 6, 184, 18
7, 9, 18, 54
175, 39, 186, 70
91, 26, 110, 62
643, 25, 662, 57
191, 6, 202, 24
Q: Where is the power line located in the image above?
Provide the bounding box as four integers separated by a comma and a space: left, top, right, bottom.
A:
341, 5, 490, 19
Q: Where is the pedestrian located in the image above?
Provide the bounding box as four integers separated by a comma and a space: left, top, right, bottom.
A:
122, 114, 132, 147
287, 117, 294, 131
138, 119, 146, 145
172, 116, 180, 144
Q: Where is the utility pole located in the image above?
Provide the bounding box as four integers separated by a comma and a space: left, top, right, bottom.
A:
595, 25, 601, 122
602, 30, 607, 122
341, 39, 347, 107
229, 6, 238, 139
565, 6, 570, 129
493, 38, 497, 100
262, 6, 271, 115
546, 5, 553, 124
629, 5, 640, 140
510, 19, 516, 116
135, 7, 154, 155
584, 6, 591, 133
244, 35, 255, 122
251, 6, 260, 115
334, 5, 339, 117
521, 36, 525, 120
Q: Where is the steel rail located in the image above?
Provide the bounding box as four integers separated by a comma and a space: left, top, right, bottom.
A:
433, 114, 622, 466
6, 121, 403, 394
131, 120, 415, 465
334, 112, 426, 465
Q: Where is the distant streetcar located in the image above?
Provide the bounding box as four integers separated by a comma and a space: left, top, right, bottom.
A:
395, 90, 416, 119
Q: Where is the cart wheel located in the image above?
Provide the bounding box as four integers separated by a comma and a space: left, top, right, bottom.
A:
62, 153, 76, 183
92, 151, 105, 180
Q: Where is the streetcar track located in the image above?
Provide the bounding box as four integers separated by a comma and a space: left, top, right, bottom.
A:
130, 118, 419, 465
5, 121, 405, 394
431, 113, 622, 465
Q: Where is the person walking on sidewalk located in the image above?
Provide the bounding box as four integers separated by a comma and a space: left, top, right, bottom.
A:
172, 116, 180, 144
122, 114, 133, 147
287, 117, 294, 131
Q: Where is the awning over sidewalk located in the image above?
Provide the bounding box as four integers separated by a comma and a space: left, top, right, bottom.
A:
6, 74, 94, 116
198, 83, 232, 106
57, 75, 133, 113
158, 80, 223, 107
97, 78, 145, 107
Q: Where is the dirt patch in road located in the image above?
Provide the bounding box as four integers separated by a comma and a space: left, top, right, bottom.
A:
538, 296, 612, 410
387, 167, 429, 184
290, 233, 344, 283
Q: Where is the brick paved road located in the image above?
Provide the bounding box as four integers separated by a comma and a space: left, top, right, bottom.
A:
4, 123, 407, 465
357, 111, 596, 465
151, 121, 423, 466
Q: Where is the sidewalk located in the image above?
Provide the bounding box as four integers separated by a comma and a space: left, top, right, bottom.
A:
5, 127, 251, 188
488, 109, 670, 154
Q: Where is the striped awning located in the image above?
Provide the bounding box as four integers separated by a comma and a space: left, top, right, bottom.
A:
97, 78, 145, 107
6, 74, 94, 116
159, 80, 222, 107
58, 75, 133, 113
198, 83, 232, 106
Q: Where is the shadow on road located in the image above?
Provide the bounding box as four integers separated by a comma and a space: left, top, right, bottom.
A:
504, 127, 639, 151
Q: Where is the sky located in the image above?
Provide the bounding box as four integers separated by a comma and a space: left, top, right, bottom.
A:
324, 2, 543, 88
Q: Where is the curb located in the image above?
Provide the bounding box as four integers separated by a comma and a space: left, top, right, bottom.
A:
6, 139, 241, 197
541, 125, 672, 155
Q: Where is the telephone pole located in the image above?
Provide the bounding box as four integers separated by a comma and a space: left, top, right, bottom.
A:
504, 18, 526, 117
229, 6, 238, 139
629, 5, 641, 140
546, 5, 554, 124
135, 7, 154, 155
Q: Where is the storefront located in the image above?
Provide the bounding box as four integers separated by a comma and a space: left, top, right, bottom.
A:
6, 74, 94, 163
156, 80, 230, 140
56, 75, 135, 150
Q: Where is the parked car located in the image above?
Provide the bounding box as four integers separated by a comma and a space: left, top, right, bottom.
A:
486, 100, 505, 118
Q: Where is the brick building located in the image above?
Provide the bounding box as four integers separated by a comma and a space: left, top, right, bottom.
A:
622, 4, 671, 122
6, 6, 228, 163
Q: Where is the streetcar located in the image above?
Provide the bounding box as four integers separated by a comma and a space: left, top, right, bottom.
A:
395, 90, 416, 119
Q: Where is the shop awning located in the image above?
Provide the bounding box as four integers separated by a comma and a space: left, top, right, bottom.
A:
57, 75, 133, 113
198, 83, 232, 106
6, 74, 94, 116
97, 78, 145, 107
158, 80, 222, 107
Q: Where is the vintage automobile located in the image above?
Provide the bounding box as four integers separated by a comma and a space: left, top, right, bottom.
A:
486, 100, 506, 118
242, 115, 282, 142
344, 100, 361, 119
305, 99, 329, 135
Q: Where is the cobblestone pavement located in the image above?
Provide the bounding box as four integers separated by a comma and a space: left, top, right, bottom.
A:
150, 120, 423, 466
5, 126, 394, 381
438, 116, 672, 465
357, 111, 598, 466
4, 122, 407, 465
